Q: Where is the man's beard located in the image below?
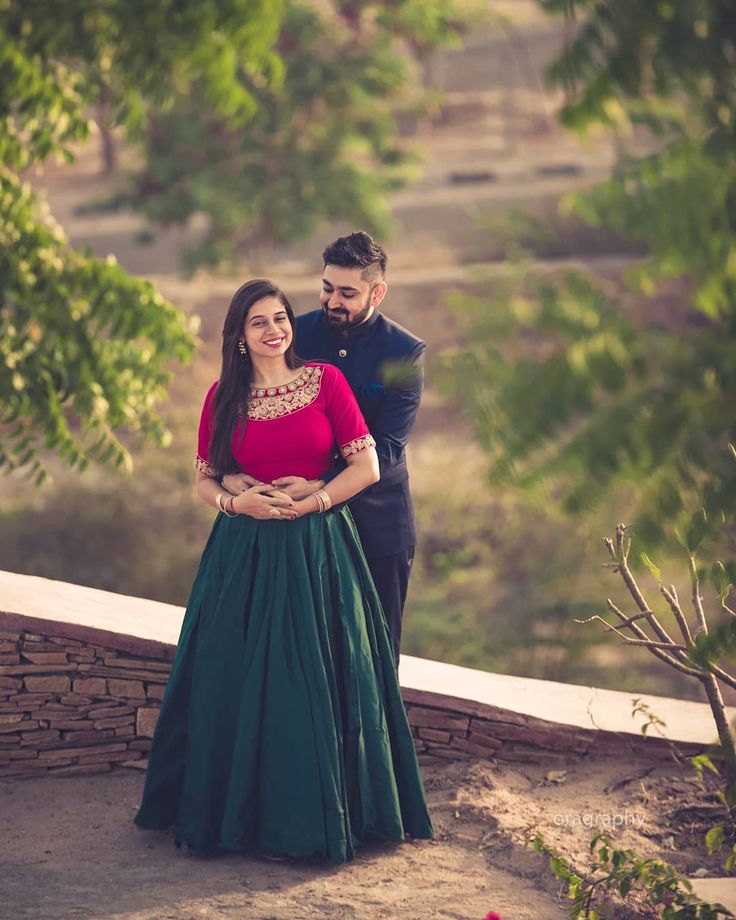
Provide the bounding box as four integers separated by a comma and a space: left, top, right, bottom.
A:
323, 297, 373, 329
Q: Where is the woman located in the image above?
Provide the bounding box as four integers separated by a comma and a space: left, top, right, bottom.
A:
134, 279, 432, 864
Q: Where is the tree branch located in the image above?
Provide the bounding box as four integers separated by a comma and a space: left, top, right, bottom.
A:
688, 554, 709, 635
600, 599, 702, 677
613, 525, 684, 649
660, 584, 694, 644
711, 664, 736, 692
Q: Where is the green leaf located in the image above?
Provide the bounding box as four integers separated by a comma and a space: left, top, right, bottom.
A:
705, 825, 725, 854
675, 508, 712, 554
711, 561, 733, 602
641, 553, 662, 582
691, 753, 719, 777
689, 620, 736, 669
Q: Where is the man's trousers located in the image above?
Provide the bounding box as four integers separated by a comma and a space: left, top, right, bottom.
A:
365, 548, 415, 666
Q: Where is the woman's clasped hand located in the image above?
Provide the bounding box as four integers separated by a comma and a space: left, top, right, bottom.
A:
230, 482, 298, 520
222, 472, 329, 520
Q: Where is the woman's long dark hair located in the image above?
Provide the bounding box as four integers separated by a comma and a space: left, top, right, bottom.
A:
209, 279, 303, 474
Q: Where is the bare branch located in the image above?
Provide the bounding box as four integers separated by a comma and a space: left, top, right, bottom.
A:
660, 584, 694, 644
604, 602, 687, 650
621, 637, 688, 651
688, 555, 708, 635
601, 599, 702, 677
711, 664, 736, 692
582, 605, 650, 630
575, 614, 615, 628
615, 523, 626, 559
597, 527, 736, 783
610, 528, 684, 648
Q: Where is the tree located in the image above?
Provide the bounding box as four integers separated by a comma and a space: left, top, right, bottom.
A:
122, 0, 470, 272
442, 0, 736, 550
0, 1, 283, 479
584, 518, 736, 783
0, 1, 284, 166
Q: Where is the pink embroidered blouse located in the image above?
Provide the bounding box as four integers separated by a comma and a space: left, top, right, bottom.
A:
195, 363, 376, 482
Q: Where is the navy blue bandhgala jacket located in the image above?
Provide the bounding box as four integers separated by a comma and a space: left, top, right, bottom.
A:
295, 309, 425, 558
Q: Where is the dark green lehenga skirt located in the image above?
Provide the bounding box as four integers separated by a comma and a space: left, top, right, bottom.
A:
133, 507, 432, 864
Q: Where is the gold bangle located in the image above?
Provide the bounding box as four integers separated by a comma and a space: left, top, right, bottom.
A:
216, 492, 237, 516
313, 489, 332, 513
223, 494, 237, 517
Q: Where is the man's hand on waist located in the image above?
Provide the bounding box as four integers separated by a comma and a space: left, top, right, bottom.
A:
270, 476, 326, 500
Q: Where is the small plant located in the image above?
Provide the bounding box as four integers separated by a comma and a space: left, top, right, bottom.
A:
631, 698, 668, 737
527, 829, 734, 919
692, 754, 736, 874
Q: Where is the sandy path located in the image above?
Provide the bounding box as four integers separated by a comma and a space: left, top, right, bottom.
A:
1, 764, 567, 920
3, 754, 717, 920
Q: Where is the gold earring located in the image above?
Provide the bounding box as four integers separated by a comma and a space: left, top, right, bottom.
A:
238, 339, 248, 357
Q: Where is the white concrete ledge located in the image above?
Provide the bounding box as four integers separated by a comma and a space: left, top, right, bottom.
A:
1, 570, 731, 748
0, 570, 183, 646
399, 656, 730, 746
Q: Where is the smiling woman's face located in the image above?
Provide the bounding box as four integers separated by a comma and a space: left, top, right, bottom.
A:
243, 296, 293, 359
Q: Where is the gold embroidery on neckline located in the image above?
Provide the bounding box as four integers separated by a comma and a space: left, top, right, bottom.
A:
247, 365, 323, 420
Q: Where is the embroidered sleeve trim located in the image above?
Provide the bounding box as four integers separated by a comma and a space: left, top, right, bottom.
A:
248, 364, 323, 420
194, 455, 219, 478
340, 434, 376, 459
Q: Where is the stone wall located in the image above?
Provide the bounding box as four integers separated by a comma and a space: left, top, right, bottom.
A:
0, 620, 172, 780
0, 614, 705, 780
405, 687, 703, 767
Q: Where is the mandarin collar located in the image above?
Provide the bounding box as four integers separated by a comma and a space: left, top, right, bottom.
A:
323, 308, 380, 343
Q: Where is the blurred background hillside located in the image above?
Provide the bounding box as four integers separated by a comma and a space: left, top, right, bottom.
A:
2, 0, 734, 704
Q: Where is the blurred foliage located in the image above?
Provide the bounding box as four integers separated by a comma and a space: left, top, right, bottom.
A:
442, 0, 736, 553
0, 356, 221, 603
0, 45, 186, 480
121, 0, 472, 272
400, 437, 707, 699
541, 0, 736, 138
0, 0, 283, 132
0, 1, 286, 479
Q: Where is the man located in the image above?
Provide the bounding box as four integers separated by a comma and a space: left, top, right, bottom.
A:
293, 231, 425, 663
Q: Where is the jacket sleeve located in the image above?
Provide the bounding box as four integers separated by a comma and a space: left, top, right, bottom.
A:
371, 342, 425, 482
324, 341, 425, 493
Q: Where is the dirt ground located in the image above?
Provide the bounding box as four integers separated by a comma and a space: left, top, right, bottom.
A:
1, 753, 727, 920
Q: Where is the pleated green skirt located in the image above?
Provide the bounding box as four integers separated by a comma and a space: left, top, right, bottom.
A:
133, 507, 432, 864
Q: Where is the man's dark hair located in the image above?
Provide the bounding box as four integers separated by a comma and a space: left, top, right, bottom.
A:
322, 231, 387, 284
